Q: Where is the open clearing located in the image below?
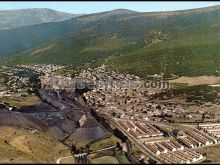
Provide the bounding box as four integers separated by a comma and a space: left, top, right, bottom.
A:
0, 96, 42, 108
91, 156, 119, 164
195, 143, 220, 163
169, 76, 220, 86
0, 126, 71, 163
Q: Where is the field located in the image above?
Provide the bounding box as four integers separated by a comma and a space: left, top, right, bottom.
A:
16, 70, 39, 78
0, 96, 42, 108
85, 134, 131, 164
170, 76, 220, 86
89, 150, 130, 164
166, 84, 220, 105
91, 156, 119, 164
89, 135, 120, 151
0, 126, 71, 163
195, 143, 220, 163
115, 152, 131, 164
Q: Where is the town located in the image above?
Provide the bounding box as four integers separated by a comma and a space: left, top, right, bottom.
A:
1, 63, 220, 164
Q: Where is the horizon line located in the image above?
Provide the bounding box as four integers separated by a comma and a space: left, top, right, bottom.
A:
0, 3, 219, 15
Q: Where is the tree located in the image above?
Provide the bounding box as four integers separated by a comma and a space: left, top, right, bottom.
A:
112, 112, 116, 117
85, 144, 90, 153
149, 158, 157, 164
116, 142, 121, 149
71, 144, 76, 154
80, 147, 84, 153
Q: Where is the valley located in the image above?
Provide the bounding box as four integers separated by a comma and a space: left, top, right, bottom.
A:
0, 63, 220, 163
0, 5, 219, 78
0, 3, 220, 164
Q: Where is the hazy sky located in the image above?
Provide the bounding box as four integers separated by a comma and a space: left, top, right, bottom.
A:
0, 1, 220, 14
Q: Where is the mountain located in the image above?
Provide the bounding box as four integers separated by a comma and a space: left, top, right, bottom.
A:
1, 6, 220, 78
0, 19, 77, 57
0, 8, 79, 30
0, 9, 136, 58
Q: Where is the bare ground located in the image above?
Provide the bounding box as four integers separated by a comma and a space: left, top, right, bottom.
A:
0, 126, 71, 163
169, 76, 220, 86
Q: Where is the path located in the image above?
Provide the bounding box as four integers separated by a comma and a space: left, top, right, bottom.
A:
56, 145, 116, 164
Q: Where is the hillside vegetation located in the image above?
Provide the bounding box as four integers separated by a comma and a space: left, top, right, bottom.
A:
1, 6, 220, 78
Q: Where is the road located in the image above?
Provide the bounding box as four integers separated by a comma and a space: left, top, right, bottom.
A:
114, 119, 165, 163
125, 139, 139, 164
56, 145, 116, 164
114, 117, 220, 164
94, 145, 116, 153
56, 156, 74, 164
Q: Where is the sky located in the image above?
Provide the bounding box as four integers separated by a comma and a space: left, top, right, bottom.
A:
0, 1, 220, 14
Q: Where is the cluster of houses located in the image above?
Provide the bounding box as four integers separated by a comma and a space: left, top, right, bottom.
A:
6, 75, 30, 92
145, 138, 204, 163
40, 75, 75, 92
177, 128, 217, 148
78, 64, 140, 82
17, 64, 74, 92
117, 118, 218, 163
198, 123, 220, 139
149, 127, 220, 163
0, 66, 32, 97
17, 64, 64, 75
20, 64, 187, 124
81, 65, 185, 122
136, 154, 150, 164
150, 124, 218, 164
118, 121, 163, 139
1, 64, 220, 164
12, 64, 71, 93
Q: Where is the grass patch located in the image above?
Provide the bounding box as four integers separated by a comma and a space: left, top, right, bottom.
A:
170, 83, 189, 90
0, 96, 42, 108
195, 143, 220, 163
89, 135, 120, 151
91, 156, 119, 164
115, 152, 131, 164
